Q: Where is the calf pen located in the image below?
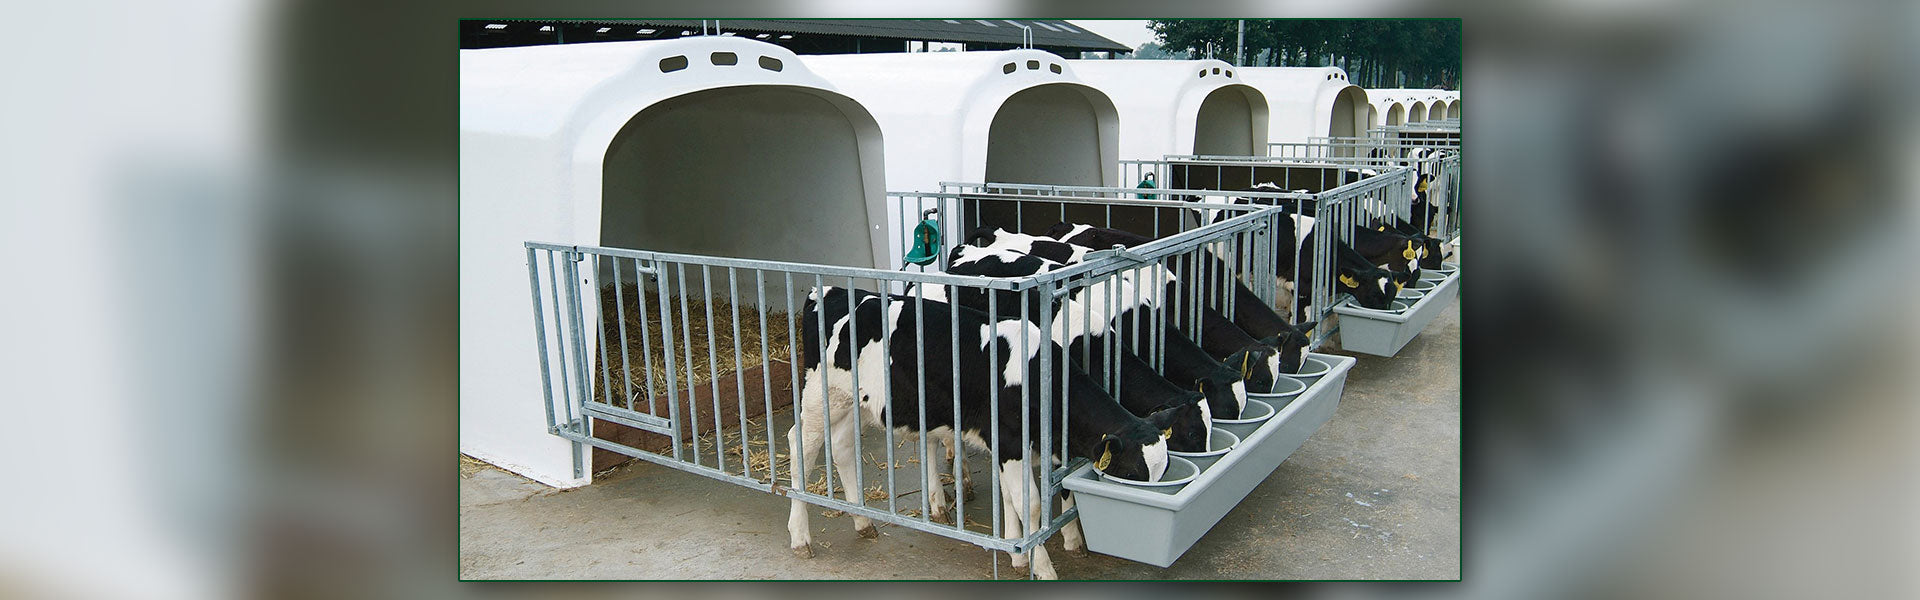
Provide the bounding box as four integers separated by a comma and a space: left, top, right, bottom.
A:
1107, 155, 1457, 356
523, 191, 1294, 578
1288, 135, 1464, 244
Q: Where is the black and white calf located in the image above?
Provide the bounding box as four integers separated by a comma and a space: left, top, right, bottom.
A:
789, 286, 1185, 579
1046, 223, 1304, 387
963, 226, 1091, 265
942, 244, 1212, 452
1351, 226, 1426, 279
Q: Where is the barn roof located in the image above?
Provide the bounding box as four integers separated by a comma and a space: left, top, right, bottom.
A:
473, 19, 1132, 52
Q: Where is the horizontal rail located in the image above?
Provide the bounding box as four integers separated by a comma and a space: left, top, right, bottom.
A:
557, 430, 1062, 554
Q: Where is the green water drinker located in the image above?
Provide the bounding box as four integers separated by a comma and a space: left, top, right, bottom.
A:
903, 208, 942, 267
1136, 172, 1157, 199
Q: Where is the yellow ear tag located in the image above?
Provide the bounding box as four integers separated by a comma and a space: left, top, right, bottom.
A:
1403, 242, 1419, 261
1417, 180, 1430, 193
1339, 274, 1360, 288
1239, 352, 1252, 378
1095, 447, 1113, 471
1378, 226, 1388, 232
1161, 428, 1173, 439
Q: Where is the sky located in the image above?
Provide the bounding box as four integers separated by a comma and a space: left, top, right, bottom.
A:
1067, 19, 1156, 50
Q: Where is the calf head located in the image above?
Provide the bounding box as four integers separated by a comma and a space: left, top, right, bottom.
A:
1091, 421, 1170, 482
1261, 320, 1318, 376
1337, 264, 1402, 310
1415, 236, 1445, 270
1223, 343, 1279, 396
1145, 396, 1210, 453
1192, 376, 1240, 420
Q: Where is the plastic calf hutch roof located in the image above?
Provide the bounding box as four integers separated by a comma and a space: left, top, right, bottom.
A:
1368, 88, 1454, 127
460, 37, 888, 487
1066, 59, 1271, 161
802, 50, 1122, 259
1236, 66, 1371, 144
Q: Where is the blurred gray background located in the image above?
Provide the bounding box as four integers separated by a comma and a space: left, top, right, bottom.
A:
0, 1, 1913, 597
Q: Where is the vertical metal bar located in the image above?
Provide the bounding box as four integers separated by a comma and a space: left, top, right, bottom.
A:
1037, 280, 1057, 569
677, 264, 701, 465
611, 257, 636, 411
813, 273, 831, 498
949, 280, 963, 531
656, 263, 683, 460
757, 269, 774, 482
785, 272, 801, 484
913, 282, 930, 523
986, 287, 1001, 541
561, 251, 590, 477
878, 284, 895, 517
729, 267, 748, 476
526, 248, 560, 433
937, 197, 952, 273
845, 276, 863, 509
545, 252, 573, 431
703, 266, 724, 473
593, 255, 616, 410
632, 258, 657, 415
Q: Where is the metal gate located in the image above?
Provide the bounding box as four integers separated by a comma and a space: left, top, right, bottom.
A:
947, 165, 1411, 352
524, 191, 1285, 577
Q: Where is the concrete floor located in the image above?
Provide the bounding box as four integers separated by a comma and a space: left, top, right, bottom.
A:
460, 304, 1459, 580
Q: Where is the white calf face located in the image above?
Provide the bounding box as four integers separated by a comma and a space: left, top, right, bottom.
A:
1141, 438, 1169, 482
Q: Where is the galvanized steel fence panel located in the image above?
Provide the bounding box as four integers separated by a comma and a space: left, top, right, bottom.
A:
523, 192, 1286, 575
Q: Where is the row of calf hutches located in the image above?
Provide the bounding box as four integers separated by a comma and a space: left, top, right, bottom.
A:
1369, 88, 1461, 127
458, 36, 1432, 488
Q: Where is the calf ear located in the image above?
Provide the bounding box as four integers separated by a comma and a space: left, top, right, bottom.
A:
1296, 320, 1319, 334
1194, 378, 1216, 396
1094, 436, 1117, 471
964, 225, 998, 247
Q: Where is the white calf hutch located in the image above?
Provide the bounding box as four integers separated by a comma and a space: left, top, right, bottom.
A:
1236, 66, 1370, 146
800, 50, 1123, 259
462, 39, 1413, 579
1066, 59, 1271, 163
461, 38, 890, 488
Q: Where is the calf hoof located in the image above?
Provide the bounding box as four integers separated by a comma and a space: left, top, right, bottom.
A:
1066, 548, 1089, 558
963, 486, 976, 502
1009, 565, 1029, 578
791, 544, 814, 559
856, 525, 878, 539
929, 511, 954, 526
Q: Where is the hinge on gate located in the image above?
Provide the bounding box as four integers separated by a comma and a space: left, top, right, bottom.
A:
1082, 245, 1153, 264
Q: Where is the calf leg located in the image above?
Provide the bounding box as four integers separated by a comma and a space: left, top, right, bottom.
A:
920, 428, 953, 525
997, 458, 1058, 580
826, 409, 876, 538
1061, 492, 1086, 556
785, 387, 830, 558
940, 431, 976, 502
997, 459, 1028, 576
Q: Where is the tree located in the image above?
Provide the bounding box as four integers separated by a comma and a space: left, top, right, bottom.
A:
1147, 19, 1460, 89
1130, 42, 1181, 60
